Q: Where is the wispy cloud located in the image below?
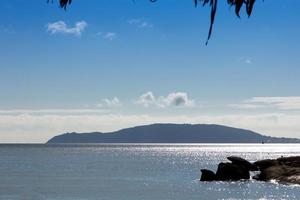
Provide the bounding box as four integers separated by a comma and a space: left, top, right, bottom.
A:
245, 58, 252, 64
136, 91, 195, 108
128, 19, 153, 28
139, 21, 153, 28
47, 20, 88, 36
0, 109, 108, 115
97, 97, 122, 108
96, 32, 117, 40
103, 32, 117, 40
228, 103, 264, 109
136, 92, 156, 107
229, 97, 300, 110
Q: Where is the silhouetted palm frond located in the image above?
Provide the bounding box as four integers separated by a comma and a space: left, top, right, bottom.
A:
47, 0, 72, 10
48, 0, 258, 44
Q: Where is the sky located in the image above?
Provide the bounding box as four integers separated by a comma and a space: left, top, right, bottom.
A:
0, 0, 300, 143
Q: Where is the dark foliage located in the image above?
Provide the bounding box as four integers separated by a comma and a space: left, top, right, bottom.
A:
47, 0, 72, 10
48, 0, 258, 44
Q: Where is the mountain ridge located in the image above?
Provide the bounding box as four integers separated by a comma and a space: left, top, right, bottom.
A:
47, 123, 300, 144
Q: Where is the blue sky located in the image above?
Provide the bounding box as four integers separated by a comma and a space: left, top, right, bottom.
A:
0, 0, 300, 142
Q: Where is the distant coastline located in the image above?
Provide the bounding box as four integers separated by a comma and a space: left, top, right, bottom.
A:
47, 123, 300, 144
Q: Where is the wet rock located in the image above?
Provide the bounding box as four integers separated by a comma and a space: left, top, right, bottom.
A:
227, 156, 258, 171
253, 156, 300, 184
200, 169, 216, 181
253, 159, 279, 171
216, 162, 250, 181
277, 156, 300, 168
201, 156, 300, 185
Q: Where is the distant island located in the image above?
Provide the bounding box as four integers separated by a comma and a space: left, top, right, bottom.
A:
46, 124, 300, 144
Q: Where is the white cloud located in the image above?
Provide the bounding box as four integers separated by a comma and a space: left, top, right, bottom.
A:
136, 92, 156, 107
103, 32, 117, 40
0, 109, 108, 115
158, 92, 195, 107
47, 20, 87, 36
128, 18, 153, 28
228, 103, 264, 109
248, 97, 300, 110
96, 32, 117, 40
230, 97, 300, 110
136, 91, 195, 108
97, 97, 122, 108
139, 22, 153, 28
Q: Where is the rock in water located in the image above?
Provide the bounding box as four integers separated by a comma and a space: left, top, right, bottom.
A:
253, 156, 300, 184
216, 162, 250, 181
200, 169, 217, 181
227, 156, 258, 171
277, 156, 300, 168
200, 156, 300, 185
253, 159, 279, 171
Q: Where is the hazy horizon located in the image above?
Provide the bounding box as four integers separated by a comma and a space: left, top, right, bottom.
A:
1, 1, 300, 143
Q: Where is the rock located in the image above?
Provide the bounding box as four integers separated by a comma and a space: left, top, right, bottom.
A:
201, 156, 300, 185
253, 165, 285, 181
227, 156, 258, 171
277, 156, 300, 168
200, 169, 216, 181
253, 159, 279, 171
253, 156, 300, 184
216, 162, 250, 181
254, 165, 300, 184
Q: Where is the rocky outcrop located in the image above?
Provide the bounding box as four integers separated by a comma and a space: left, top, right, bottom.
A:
200, 156, 300, 185
200, 156, 254, 181
253, 156, 300, 184
200, 169, 216, 181
216, 162, 250, 181
227, 156, 258, 171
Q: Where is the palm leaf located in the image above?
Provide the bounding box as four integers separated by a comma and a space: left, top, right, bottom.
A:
48, 0, 259, 44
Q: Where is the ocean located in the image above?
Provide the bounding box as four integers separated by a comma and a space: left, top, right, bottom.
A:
0, 144, 299, 200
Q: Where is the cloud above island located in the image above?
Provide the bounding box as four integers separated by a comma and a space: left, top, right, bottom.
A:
229, 96, 300, 110
97, 97, 122, 108
136, 91, 195, 108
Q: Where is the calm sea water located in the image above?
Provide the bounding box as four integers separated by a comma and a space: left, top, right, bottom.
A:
0, 144, 299, 200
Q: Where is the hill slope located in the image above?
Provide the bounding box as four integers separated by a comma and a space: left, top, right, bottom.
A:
47, 124, 300, 143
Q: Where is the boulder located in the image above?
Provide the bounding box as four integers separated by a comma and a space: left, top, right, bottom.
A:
200, 169, 216, 181
216, 162, 250, 181
253, 157, 300, 184
227, 156, 258, 171
253, 159, 279, 171
277, 156, 300, 168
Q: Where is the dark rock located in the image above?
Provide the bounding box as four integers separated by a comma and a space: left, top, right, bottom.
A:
277, 156, 300, 168
216, 162, 250, 181
253, 165, 300, 184
253, 165, 285, 181
200, 169, 216, 181
253, 157, 300, 184
227, 156, 258, 171
253, 159, 279, 171
201, 156, 300, 185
